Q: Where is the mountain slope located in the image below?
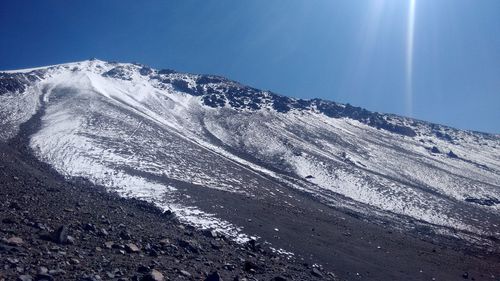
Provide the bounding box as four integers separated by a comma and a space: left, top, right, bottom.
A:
1, 59, 499, 280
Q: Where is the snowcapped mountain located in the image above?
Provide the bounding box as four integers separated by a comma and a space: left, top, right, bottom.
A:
1, 59, 499, 251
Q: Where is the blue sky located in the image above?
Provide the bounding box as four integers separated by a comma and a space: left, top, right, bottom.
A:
1, 0, 499, 133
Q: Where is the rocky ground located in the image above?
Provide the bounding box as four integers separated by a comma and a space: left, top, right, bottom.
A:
0, 142, 332, 281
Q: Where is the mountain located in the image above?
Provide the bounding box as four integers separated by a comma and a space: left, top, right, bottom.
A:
1, 59, 499, 280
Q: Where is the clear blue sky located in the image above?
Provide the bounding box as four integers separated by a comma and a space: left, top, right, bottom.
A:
1, 1, 499, 133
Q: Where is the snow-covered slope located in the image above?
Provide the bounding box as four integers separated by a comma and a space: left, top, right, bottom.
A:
1, 59, 499, 246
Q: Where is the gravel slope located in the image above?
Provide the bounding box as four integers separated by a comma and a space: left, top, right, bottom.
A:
0, 141, 324, 281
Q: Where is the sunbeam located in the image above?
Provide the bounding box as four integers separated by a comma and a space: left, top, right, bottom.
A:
405, 0, 416, 116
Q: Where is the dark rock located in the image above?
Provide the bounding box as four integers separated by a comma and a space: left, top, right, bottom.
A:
17, 275, 33, 281
35, 273, 54, 281
462, 272, 469, 279
7, 257, 19, 264
204, 229, 218, 238
435, 131, 453, 142
430, 146, 440, 153
179, 270, 191, 277
104, 241, 114, 249
0, 242, 16, 252
51, 225, 69, 244
448, 150, 459, 158
119, 230, 132, 240
158, 69, 175, 75
125, 243, 140, 253
38, 266, 49, 274
99, 228, 109, 236
78, 275, 101, 281
5, 236, 24, 246
245, 239, 260, 251
311, 268, 323, 278
2, 217, 16, 224
34, 222, 49, 231
83, 223, 97, 232
102, 66, 132, 81
464, 197, 500, 206
141, 269, 165, 281
9, 202, 21, 210
178, 239, 200, 253
271, 277, 287, 281
139, 67, 153, 76
48, 269, 65, 276
112, 269, 124, 277
223, 263, 235, 270
243, 260, 259, 272
39, 232, 52, 242
66, 235, 76, 245
171, 79, 195, 95
326, 272, 338, 279
205, 271, 223, 281
210, 240, 222, 250
197, 76, 226, 85
159, 238, 170, 246
137, 265, 150, 273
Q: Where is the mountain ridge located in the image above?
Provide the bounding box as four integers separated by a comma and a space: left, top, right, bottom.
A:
2, 59, 497, 137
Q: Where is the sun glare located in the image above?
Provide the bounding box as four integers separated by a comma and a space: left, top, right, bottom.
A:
405, 0, 416, 117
